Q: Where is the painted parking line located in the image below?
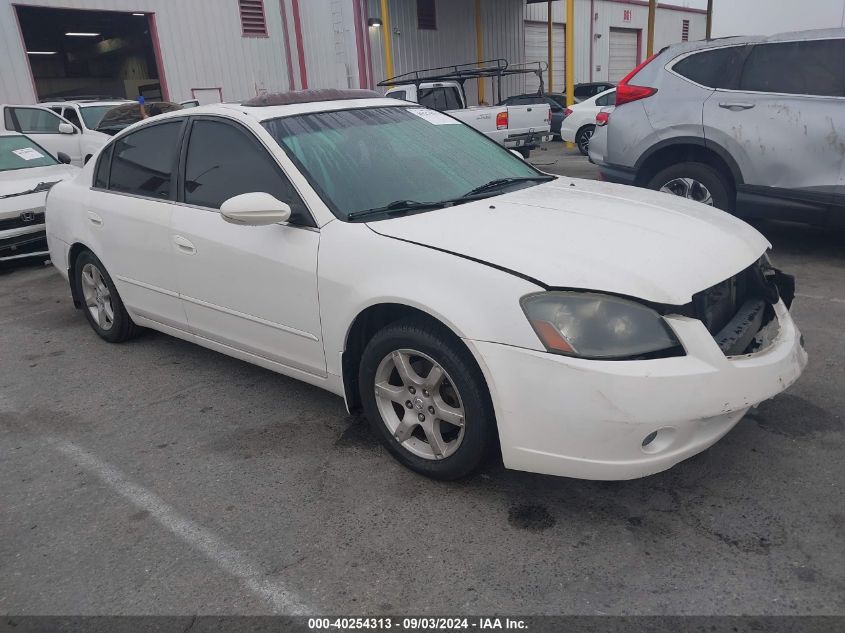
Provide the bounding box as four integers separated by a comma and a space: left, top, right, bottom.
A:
50, 438, 312, 615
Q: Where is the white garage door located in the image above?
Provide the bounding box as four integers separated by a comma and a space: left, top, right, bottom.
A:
608, 28, 639, 83
524, 21, 565, 94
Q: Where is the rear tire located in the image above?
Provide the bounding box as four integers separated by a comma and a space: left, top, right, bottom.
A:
358, 317, 495, 480
647, 161, 734, 212
575, 125, 595, 156
74, 251, 139, 343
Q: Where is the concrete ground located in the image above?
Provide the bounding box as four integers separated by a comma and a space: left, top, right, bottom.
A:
1, 151, 843, 615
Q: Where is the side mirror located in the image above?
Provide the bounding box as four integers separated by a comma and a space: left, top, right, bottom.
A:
56, 151, 71, 164
58, 122, 76, 135
510, 149, 526, 160
220, 192, 292, 226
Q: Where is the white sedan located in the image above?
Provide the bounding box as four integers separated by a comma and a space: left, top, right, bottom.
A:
1, 132, 77, 262
46, 92, 806, 481
560, 88, 616, 155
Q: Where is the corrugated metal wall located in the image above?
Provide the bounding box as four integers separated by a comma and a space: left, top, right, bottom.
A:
0, 0, 292, 103
366, 0, 526, 106
523, 0, 706, 85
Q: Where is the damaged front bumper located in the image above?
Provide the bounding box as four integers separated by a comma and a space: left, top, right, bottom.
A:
467, 299, 807, 480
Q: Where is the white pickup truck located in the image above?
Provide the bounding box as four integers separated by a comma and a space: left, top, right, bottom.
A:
382, 64, 553, 157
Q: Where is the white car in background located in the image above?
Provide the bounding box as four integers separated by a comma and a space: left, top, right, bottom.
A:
561, 88, 616, 156
46, 91, 805, 482
1, 132, 77, 262
42, 100, 133, 162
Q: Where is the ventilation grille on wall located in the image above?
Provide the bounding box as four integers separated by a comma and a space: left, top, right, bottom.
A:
682, 19, 690, 42
239, 0, 267, 37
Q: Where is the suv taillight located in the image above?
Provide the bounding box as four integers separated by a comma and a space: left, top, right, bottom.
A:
615, 53, 659, 107
596, 112, 610, 127
496, 111, 508, 130
545, 107, 551, 123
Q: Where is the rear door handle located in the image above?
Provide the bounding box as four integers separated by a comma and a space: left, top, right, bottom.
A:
87, 211, 103, 226
173, 235, 196, 255
719, 102, 756, 110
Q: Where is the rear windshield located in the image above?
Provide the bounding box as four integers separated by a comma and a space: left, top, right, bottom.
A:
0, 135, 57, 171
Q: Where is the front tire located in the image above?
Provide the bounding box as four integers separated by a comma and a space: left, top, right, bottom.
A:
647, 161, 734, 211
575, 125, 595, 156
74, 251, 139, 342
358, 318, 495, 480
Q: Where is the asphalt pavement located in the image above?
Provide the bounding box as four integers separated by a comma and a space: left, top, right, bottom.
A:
0, 151, 843, 616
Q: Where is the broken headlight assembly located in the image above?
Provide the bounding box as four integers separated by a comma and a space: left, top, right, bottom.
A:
521, 291, 683, 360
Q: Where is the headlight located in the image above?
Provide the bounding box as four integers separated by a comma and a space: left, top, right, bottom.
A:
521, 291, 682, 359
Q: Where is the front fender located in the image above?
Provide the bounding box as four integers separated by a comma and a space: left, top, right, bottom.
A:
317, 221, 545, 378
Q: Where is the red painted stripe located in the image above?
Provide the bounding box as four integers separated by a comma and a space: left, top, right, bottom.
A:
352, 0, 368, 89
148, 13, 170, 101
290, 0, 308, 89
279, 0, 296, 90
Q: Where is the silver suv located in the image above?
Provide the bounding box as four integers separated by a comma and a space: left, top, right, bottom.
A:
589, 28, 845, 226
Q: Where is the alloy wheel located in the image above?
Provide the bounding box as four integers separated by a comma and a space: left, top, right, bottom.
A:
659, 177, 714, 206
80, 262, 115, 331
373, 349, 465, 460
578, 128, 594, 154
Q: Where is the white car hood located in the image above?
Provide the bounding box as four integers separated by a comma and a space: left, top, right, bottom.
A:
0, 164, 78, 213
367, 178, 770, 305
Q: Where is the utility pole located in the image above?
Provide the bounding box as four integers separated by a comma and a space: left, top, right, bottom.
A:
565, 0, 574, 106
647, 0, 656, 57
380, 0, 394, 82
706, 0, 714, 38
547, 0, 553, 92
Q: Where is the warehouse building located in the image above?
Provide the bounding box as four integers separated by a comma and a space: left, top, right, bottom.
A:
0, 0, 704, 106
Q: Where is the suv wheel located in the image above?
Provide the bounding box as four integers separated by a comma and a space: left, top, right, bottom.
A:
647, 162, 734, 211
358, 318, 495, 480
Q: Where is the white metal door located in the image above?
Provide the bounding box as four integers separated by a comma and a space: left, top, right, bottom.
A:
524, 21, 565, 94
608, 28, 640, 83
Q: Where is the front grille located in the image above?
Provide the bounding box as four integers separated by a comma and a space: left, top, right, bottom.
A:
0, 212, 45, 231
0, 230, 47, 255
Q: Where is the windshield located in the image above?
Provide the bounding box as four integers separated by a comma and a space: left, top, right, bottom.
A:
263, 106, 544, 220
80, 105, 119, 129
0, 136, 58, 171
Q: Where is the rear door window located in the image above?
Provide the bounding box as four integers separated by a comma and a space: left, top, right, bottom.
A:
738, 39, 845, 97
672, 45, 749, 89
108, 120, 183, 199
417, 87, 462, 111
595, 91, 616, 107
387, 90, 407, 100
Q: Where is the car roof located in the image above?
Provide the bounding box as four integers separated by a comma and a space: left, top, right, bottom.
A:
157, 97, 414, 123
662, 26, 845, 57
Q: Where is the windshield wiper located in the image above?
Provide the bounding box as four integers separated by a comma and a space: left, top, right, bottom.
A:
347, 199, 448, 222
0, 181, 59, 200
461, 175, 554, 198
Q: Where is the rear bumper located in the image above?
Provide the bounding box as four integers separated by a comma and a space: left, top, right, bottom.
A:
467, 300, 807, 480
504, 131, 553, 149
595, 162, 637, 186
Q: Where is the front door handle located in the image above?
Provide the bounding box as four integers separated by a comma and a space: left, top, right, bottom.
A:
719, 102, 756, 111
87, 211, 103, 226
173, 235, 196, 255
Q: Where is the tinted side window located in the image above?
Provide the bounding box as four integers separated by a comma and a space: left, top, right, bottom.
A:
182, 119, 311, 225
739, 40, 845, 97
417, 87, 462, 111
94, 143, 113, 189
108, 121, 182, 199
387, 90, 407, 100
673, 45, 749, 89
7, 107, 63, 133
